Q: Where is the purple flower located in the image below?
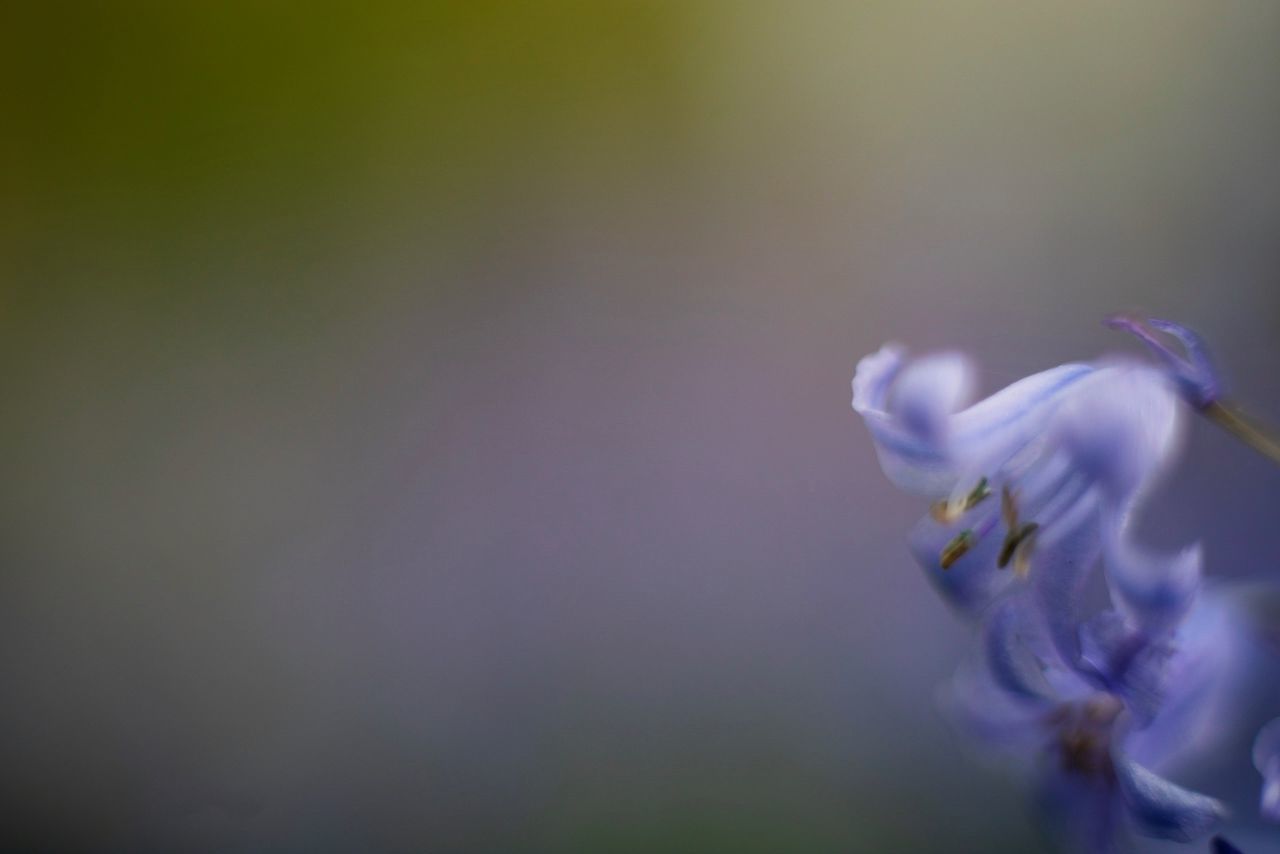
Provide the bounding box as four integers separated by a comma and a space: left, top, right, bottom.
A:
852, 342, 1197, 644
945, 589, 1244, 849
849, 317, 1280, 851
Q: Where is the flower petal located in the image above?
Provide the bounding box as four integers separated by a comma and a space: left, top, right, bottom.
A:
1034, 767, 1125, 853
948, 362, 1097, 478
851, 344, 904, 413
1052, 364, 1184, 504
982, 598, 1057, 704
853, 345, 955, 495
1253, 717, 1280, 775
1103, 523, 1202, 637
1113, 754, 1227, 841
1263, 775, 1280, 824
938, 653, 1049, 751
1107, 315, 1222, 408
853, 345, 1096, 496
1028, 487, 1105, 669
1253, 717, 1280, 823
1123, 589, 1249, 771
1078, 610, 1173, 725
889, 352, 975, 443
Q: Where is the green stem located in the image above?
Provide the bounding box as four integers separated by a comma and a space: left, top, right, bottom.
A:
1202, 399, 1280, 466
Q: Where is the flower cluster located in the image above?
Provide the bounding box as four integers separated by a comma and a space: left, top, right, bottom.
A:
852, 317, 1279, 852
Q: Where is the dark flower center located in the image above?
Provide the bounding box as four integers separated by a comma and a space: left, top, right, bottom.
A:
1051, 695, 1122, 779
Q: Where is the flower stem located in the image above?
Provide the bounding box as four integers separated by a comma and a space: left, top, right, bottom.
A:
1202, 399, 1280, 466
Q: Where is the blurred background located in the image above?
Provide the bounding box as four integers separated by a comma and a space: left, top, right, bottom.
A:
3, 2, 1280, 851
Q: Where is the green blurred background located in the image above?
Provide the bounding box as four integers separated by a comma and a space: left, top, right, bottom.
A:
3, 2, 1280, 851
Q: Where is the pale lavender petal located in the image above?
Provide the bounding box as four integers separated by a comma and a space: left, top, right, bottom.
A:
1103, 523, 1202, 637
982, 597, 1057, 704
1028, 487, 1104, 669
938, 653, 1050, 751
1123, 589, 1247, 771
1052, 364, 1184, 504
889, 352, 975, 443
853, 345, 1096, 495
1263, 775, 1280, 824
1078, 610, 1173, 725
851, 344, 904, 415
1253, 717, 1280, 776
947, 362, 1096, 477
853, 345, 956, 495
1253, 718, 1280, 822
1034, 768, 1125, 853
1113, 755, 1227, 841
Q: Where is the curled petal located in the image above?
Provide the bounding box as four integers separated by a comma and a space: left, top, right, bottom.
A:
1253, 717, 1280, 822
853, 345, 1096, 496
852, 344, 905, 415
1113, 754, 1227, 841
853, 345, 954, 495
889, 352, 975, 443
1106, 314, 1221, 409
1103, 524, 1202, 637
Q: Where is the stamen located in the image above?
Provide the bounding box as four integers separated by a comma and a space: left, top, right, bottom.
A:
940, 530, 974, 569
1001, 484, 1018, 530
1012, 526, 1038, 579
992, 483, 1040, 576
933, 465, 1064, 574
930, 476, 992, 523
998, 522, 1039, 571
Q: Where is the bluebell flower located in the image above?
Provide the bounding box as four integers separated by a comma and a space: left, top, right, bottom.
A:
850, 316, 1280, 851
852, 337, 1199, 644
944, 588, 1246, 850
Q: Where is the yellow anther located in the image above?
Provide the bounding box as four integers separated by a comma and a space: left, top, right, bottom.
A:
1012, 529, 1037, 579
1001, 484, 1018, 529
931, 477, 991, 524
940, 530, 974, 569
998, 522, 1039, 574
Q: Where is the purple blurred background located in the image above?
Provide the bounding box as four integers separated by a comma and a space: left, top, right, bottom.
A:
3, 3, 1280, 851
